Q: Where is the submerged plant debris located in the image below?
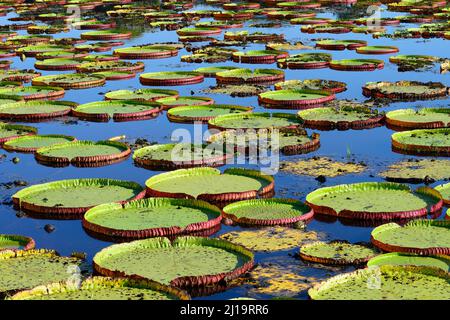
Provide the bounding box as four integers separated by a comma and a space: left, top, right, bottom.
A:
281, 157, 366, 178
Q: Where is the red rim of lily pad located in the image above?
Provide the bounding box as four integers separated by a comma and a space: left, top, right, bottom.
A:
391, 128, 450, 156
216, 68, 285, 84
315, 39, 367, 50
80, 31, 132, 41
0, 85, 66, 101
330, 59, 384, 71
362, 81, 448, 100
258, 89, 336, 108
82, 198, 223, 240
113, 45, 179, 59
0, 100, 77, 121
232, 50, 289, 64
385, 108, 450, 129
356, 45, 400, 54
167, 104, 253, 123
34, 59, 82, 71
2, 134, 77, 153
139, 72, 204, 86
0, 123, 37, 145
0, 234, 35, 252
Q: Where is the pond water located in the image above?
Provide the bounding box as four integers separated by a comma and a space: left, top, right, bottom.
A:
0, 1, 448, 300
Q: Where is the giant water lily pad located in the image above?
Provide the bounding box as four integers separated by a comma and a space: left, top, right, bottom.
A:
219, 226, 321, 252
133, 143, 233, 170
306, 182, 442, 220
4, 134, 76, 153
0, 100, 76, 121
386, 108, 450, 129
0, 249, 83, 297
356, 45, 399, 54
104, 88, 178, 101
0, 86, 65, 100
0, 123, 37, 144
216, 68, 285, 84
208, 112, 301, 130
379, 159, 450, 183
363, 81, 448, 101
81, 30, 132, 40
222, 198, 313, 226
93, 237, 254, 287
435, 182, 450, 205
330, 59, 384, 71
298, 105, 384, 130
0, 235, 35, 252
194, 66, 239, 77
258, 89, 335, 109
203, 85, 269, 97
274, 79, 347, 93
32, 73, 106, 89
73, 100, 160, 122
167, 104, 251, 123
155, 96, 214, 109
10, 277, 190, 300
300, 240, 378, 265
35, 140, 131, 167
281, 157, 366, 177
315, 39, 367, 50
371, 220, 450, 255
145, 167, 274, 205
367, 253, 450, 272
76, 60, 144, 73
16, 44, 72, 57
83, 198, 222, 240
12, 178, 144, 218
113, 45, 179, 59
391, 128, 450, 156
139, 71, 204, 86
389, 55, 438, 71
309, 265, 450, 300
277, 53, 332, 69
34, 58, 82, 71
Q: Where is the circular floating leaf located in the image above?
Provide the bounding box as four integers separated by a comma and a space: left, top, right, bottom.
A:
194, 66, 239, 77
34, 58, 82, 71
298, 105, 384, 130
315, 39, 367, 50
83, 198, 222, 240
277, 53, 332, 69
216, 68, 285, 85
330, 59, 384, 71
167, 104, 252, 123
73, 100, 160, 122
208, 112, 302, 131
389, 55, 437, 71
10, 277, 190, 300
371, 220, 450, 255
155, 96, 214, 109
76, 60, 144, 73
258, 89, 336, 109
362, 81, 448, 101
386, 108, 450, 129
139, 71, 204, 86
0, 234, 35, 252
391, 128, 450, 156
177, 27, 222, 36
219, 226, 321, 252
274, 79, 347, 93
435, 183, 450, 205
0, 249, 83, 298
4, 134, 76, 153
367, 252, 450, 272
91, 71, 136, 81
93, 237, 254, 287
299, 240, 378, 265
114, 45, 178, 59
0, 86, 65, 100
222, 198, 313, 226
281, 157, 366, 177
32, 73, 106, 89
356, 45, 399, 54
16, 44, 72, 57
145, 167, 274, 206
232, 50, 288, 64
308, 265, 450, 300
0, 123, 37, 144
80, 30, 132, 40
35, 140, 131, 167
104, 88, 178, 101
203, 84, 269, 97
12, 178, 145, 218
0, 100, 76, 121
306, 182, 443, 220
379, 159, 450, 183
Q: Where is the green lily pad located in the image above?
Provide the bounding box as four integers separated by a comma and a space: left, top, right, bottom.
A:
73, 100, 160, 121
0, 100, 76, 120
4, 134, 76, 153
356, 45, 399, 54
104, 88, 178, 101
391, 128, 450, 156
208, 112, 301, 130
277, 53, 332, 69
315, 39, 367, 50
216, 68, 285, 84
389, 55, 438, 71
299, 241, 378, 265
281, 157, 366, 177
435, 182, 450, 205
93, 237, 254, 286
80, 30, 132, 40
167, 104, 251, 122
0, 249, 83, 297
113, 45, 179, 59
309, 265, 450, 300
10, 277, 190, 300
367, 253, 450, 272
0, 123, 37, 144
274, 79, 346, 93
139, 71, 204, 86
155, 96, 214, 108
363, 81, 448, 100
16, 44, 72, 57
0, 235, 35, 251
219, 226, 321, 252
32, 73, 106, 89
83, 197, 222, 239
330, 59, 384, 70
76, 60, 144, 73
0, 86, 65, 100
194, 66, 239, 77
34, 58, 82, 70
306, 182, 442, 219
379, 159, 450, 183
386, 108, 450, 129
371, 220, 450, 254
258, 89, 335, 109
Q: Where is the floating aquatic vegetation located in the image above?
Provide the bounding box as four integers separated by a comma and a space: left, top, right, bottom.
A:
367, 252, 450, 272
155, 96, 214, 109
3, 134, 76, 153
274, 79, 347, 93
258, 89, 336, 109
389, 54, 438, 72
216, 68, 285, 85
208, 112, 302, 131
114, 45, 179, 59
80, 30, 132, 41
315, 39, 367, 50
232, 50, 288, 64
167, 104, 252, 123
31, 73, 106, 89
34, 58, 82, 71
330, 59, 384, 71
379, 159, 450, 183
0, 234, 35, 252
225, 31, 284, 43
281, 157, 366, 177
0, 100, 76, 121
386, 108, 450, 129
277, 53, 332, 69
265, 42, 313, 51
194, 66, 239, 77
104, 88, 178, 101
0, 86, 65, 101
435, 182, 450, 205
391, 128, 450, 156
0, 122, 37, 144
362, 81, 448, 101
355, 45, 399, 54
139, 71, 204, 86
203, 84, 269, 97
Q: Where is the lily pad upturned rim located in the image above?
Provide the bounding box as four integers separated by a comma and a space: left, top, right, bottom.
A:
82, 197, 222, 240
386, 108, 450, 129
80, 30, 132, 40
0, 85, 66, 101
0, 234, 35, 252
0, 122, 37, 144
299, 240, 378, 265
208, 112, 302, 131
34, 58, 82, 71
113, 45, 179, 59
274, 79, 347, 94
155, 96, 215, 109
297, 106, 385, 130
72, 100, 161, 122
315, 39, 367, 50
222, 198, 314, 226
145, 167, 274, 204
391, 128, 450, 156
215, 68, 285, 84
305, 182, 443, 221
31, 73, 106, 89
167, 104, 253, 123
176, 27, 223, 36
104, 88, 179, 101
435, 183, 449, 205
76, 61, 145, 74
0, 100, 77, 121
356, 45, 400, 54
133, 143, 234, 170
139, 71, 204, 86
35, 140, 131, 166
308, 264, 450, 300
232, 50, 289, 64
92, 236, 255, 288
3, 134, 77, 153
371, 219, 450, 255
367, 252, 450, 272
258, 89, 336, 108
9, 276, 191, 301
12, 178, 145, 217
362, 81, 448, 100
329, 59, 385, 71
